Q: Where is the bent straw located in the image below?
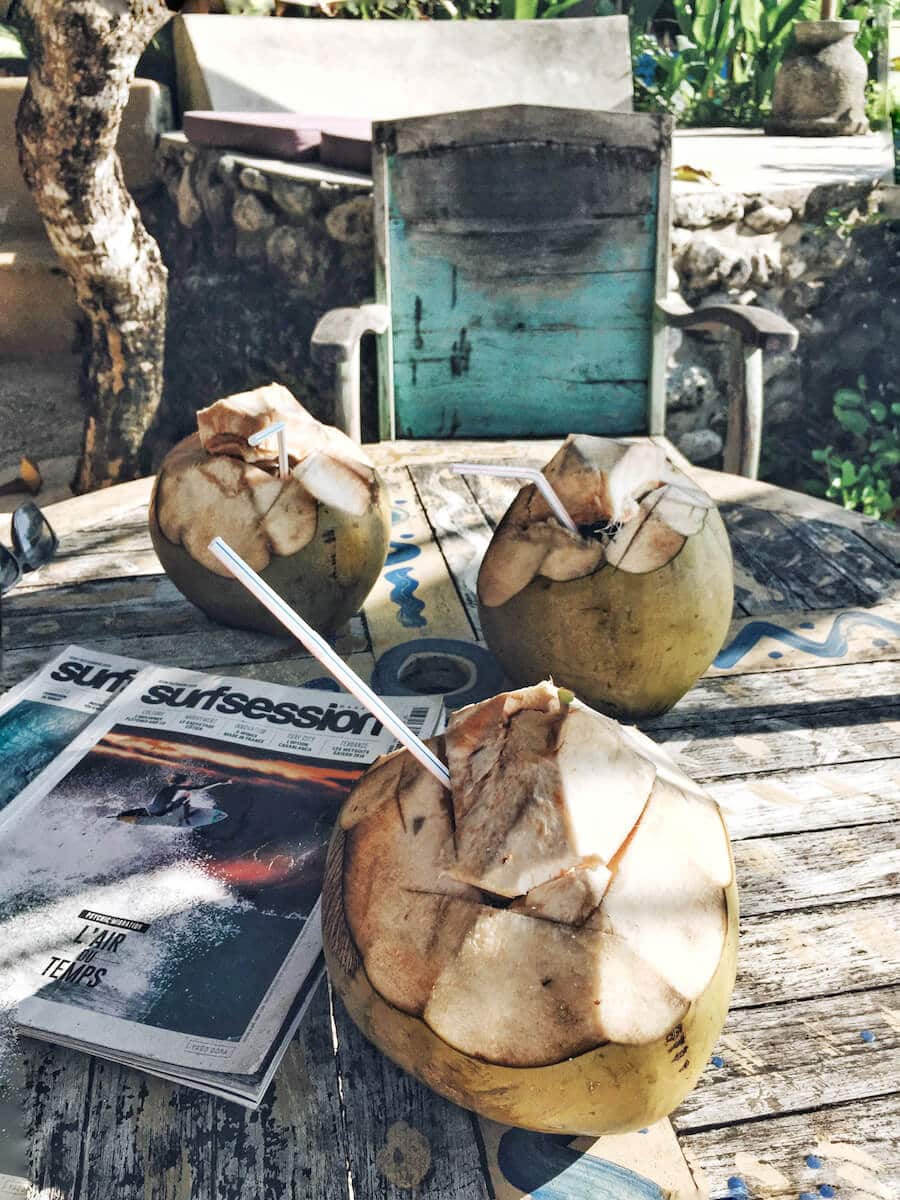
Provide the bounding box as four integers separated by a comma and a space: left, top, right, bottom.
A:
208, 537, 451, 788
248, 421, 289, 480
451, 462, 578, 534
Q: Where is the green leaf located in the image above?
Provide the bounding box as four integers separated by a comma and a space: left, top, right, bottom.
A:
738, 0, 761, 40
869, 401, 888, 422
834, 388, 863, 408
811, 448, 828, 462
841, 460, 857, 486
836, 409, 870, 435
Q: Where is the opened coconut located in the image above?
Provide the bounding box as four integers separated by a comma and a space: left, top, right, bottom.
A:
149, 384, 391, 636
323, 681, 738, 1136
477, 436, 734, 719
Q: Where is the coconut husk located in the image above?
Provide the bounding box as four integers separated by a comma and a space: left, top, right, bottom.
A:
479, 435, 717, 608
337, 682, 734, 1065
157, 383, 379, 575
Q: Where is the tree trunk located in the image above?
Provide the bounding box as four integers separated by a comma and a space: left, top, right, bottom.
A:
14, 0, 176, 491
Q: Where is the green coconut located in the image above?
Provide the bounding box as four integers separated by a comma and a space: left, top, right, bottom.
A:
322, 681, 738, 1136
148, 384, 390, 637
477, 437, 734, 719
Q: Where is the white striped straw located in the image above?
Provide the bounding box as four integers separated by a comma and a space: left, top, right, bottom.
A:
208, 537, 451, 788
248, 421, 289, 480
451, 463, 578, 534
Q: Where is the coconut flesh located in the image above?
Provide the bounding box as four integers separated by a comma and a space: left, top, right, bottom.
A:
477, 436, 734, 719
323, 681, 738, 1136
148, 384, 391, 635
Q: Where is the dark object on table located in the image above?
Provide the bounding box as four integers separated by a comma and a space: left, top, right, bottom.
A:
0, 501, 58, 594
183, 111, 371, 170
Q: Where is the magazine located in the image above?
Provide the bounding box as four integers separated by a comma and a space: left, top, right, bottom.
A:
0, 644, 145, 821
1, 662, 443, 1107
0, 645, 145, 1198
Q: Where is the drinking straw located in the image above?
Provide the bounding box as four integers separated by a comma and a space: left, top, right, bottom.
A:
451, 463, 578, 534
248, 421, 290, 480
208, 537, 451, 788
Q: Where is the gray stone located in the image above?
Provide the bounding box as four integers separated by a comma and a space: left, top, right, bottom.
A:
768, 20, 869, 137
175, 166, 202, 228
672, 191, 745, 229
325, 196, 374, 245
666, 363, 716, 412
232, 192, 275, 234
271, 178, 316, 219
239, 166, 270, 195
743, 203, 793, 233
783, 278, 826, 313
677, 428, 723, 463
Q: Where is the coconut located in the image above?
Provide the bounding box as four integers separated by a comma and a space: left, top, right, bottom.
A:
322, 681, 738, 1136
477, 436, 734, 719
148, 384, 391, 636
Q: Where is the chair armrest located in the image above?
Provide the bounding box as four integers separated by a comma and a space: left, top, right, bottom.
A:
311, 303, 390, 365
310, 303, 390, 441
657, 295, 798, 352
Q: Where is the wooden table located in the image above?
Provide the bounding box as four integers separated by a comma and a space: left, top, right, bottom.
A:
2, 440, 899, 1200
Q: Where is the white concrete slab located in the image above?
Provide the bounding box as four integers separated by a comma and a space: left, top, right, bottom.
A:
174, 14, 633, 118
672, 127, 894, 197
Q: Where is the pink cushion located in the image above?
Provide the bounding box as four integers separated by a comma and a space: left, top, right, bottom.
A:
183, 111, 372, 170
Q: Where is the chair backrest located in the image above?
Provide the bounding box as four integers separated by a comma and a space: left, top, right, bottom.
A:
174, 15, 633, 118
373, 106, 673, 440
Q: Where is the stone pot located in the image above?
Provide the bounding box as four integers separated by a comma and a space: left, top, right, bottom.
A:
767, 21, 869, 137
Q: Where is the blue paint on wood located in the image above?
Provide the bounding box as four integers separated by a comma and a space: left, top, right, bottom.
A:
819, 1186, 836, 1197
727, 1176, 748, 1195
384, 543, 426, 628
711, 1054, 725, 1067
805, 1155, 823, 1169
497, 1129, 667, 1200
860, 1029, 876, 1042
384, 148, 660, 438
714, 610, 900, 669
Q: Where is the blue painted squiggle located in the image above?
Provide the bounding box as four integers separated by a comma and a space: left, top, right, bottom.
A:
497, 1129, 666, 1199
714, 610, 900, 670
384, 537, 426, 629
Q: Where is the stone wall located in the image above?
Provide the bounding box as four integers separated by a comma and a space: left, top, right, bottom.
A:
146, 133, 899, 485
666, 178, 899, 480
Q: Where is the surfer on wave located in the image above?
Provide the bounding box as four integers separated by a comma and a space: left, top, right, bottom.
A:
115, 774, 232, 827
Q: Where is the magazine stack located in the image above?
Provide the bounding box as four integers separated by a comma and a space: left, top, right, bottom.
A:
0, 646, 443, 1107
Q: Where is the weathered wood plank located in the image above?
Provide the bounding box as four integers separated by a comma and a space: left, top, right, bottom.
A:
734, 821, 900, 917
23, 1041, 93, 1200
772, 514, 900, 604
651, 659, 900, 728
0, 620, 368, 692
708, 600, 900, 676
675, 986, 900, 1133
408, 464, 491, 639
708, 758, 900, 840
363, 465, 476, 664
79, 1056, 215, 1200
652, 701, 899, 780
211, 982, 349, 1200
734, 896, 900, 1008
681, 1093, 900, 1200
719, 505, 872, 611
2, 586, 367, 657
331, 993, 491, 1200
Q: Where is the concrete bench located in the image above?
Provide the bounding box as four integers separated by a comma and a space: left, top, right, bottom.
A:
173, 13, 633, 119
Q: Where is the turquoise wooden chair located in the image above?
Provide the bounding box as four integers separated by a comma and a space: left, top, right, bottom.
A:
311, 106, 797, 478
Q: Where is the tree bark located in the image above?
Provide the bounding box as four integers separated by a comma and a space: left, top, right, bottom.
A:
14, 0, 176, 491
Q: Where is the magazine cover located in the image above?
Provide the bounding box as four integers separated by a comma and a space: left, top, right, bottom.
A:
0, 644, 144, 820
0, 645, 146, 1197
2, 663, 443, 1106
